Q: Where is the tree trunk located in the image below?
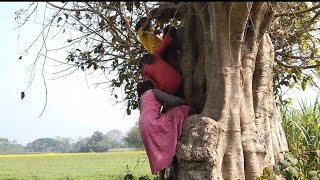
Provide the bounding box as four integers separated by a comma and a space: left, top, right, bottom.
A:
175, 2, 288, 179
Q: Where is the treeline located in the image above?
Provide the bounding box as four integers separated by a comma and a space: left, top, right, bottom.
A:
0, 122, 143, 154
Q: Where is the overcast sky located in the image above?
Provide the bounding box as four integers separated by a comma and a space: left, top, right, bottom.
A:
0, 2, 319, 146
0, 2, 139, 145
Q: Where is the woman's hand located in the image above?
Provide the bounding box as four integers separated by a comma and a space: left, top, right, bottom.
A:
148, 8, 158, 19
183, 98, 193, 106
141, 17, 152, 31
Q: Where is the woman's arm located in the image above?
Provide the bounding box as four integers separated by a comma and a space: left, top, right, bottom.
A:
154, 33, 173, 56
151, 89, 185, 107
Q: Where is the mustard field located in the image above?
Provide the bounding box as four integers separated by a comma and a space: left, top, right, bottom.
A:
0, 151, 152, 180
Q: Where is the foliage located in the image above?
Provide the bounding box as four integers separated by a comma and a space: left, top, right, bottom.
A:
84, 131, 109, 152
14, 2, 320, 114
271, 2, 320, 105
123, 121, 144, 150
15, 2, 150, 115
257, 152, 320, 180
26, 138, 62, 152
258, 96, 320, 179
0, 138, 28, 154
1, 129, 137, 154
105, 129, 126, 149
122, 165, 157, 180
24, 130, 129, 153
54, 136, 74, 153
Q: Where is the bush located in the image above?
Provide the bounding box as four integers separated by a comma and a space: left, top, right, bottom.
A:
258, 96, 320, 179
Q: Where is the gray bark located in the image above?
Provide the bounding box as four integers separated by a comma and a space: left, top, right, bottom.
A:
174, 2, 288, 179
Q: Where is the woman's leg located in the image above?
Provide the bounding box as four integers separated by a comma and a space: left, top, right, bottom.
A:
159, 169, 166, 180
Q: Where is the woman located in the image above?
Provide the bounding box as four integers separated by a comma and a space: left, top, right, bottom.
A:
137, 80, 191, 180
135, 16, 162, 54
138, 31, 182, 96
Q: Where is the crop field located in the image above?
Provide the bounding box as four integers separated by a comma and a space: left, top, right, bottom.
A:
0, 151, 152, 180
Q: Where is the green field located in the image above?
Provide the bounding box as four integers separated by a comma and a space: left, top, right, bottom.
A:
0, 151, 152, 180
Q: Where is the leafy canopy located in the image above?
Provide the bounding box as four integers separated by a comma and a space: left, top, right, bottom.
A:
15, 2, 320, 114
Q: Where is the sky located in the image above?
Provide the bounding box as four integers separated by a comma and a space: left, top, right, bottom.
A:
0, 2, 139, 145
0, 2, 319, 146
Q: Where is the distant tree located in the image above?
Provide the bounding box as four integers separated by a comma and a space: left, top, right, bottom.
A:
123, 122, 144, 150
93, 136, 110, 152
105, 129, 125, 149
0, 137, 27, 154
75, 131, 109, 152
72, 137, 90, 153
0, 138, 9, 145
26, 138, 61, 152
91, 131, 104, 142
54, 136, 74, 153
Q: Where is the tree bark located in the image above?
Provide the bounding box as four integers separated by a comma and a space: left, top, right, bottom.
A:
173, 2, 288, 179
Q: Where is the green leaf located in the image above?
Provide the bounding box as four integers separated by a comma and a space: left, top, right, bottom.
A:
64, 13, 68, 19
293, 68, 301, 79
126, 108, 131, 115
315, 69, 320, 79
265, 165, 274, 175
170, 18, 178, 27
20, 91, 25, 100
289, 158, 298, 166
301, 79, 306, 90
87, 62, 93, 69
76, 11, 80, 17
310, 177, 319, 180
310, 59, 317, 65
57, 16, 62, 23
126, 2, 133, 12
288, 166, 299, 178
308, 170, 317, 177
93, 63, 98, 70
134, 2, 140, 9
274, 164, 282, 173
280, 160, 291, 168
289, 83, 294, 89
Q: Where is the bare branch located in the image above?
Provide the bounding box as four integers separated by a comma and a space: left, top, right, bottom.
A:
14, 2, 38, 30
39, 3, 51, 118
46, 2, 90, 12
48, 67, 78, 80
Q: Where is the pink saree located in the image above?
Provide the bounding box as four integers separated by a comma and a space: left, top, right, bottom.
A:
139, 89, 190, 174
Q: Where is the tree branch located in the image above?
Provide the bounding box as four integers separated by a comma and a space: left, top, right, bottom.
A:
46, 2, 90, 12
152, 2, 186, 22
283, 10, 320, 46
274, 4, 320, 17
14, 2, 38, 30
275, 58, 320, 69
276, 52, 320, 59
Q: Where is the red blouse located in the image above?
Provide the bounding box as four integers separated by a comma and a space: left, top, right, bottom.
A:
143, 33, 182, 95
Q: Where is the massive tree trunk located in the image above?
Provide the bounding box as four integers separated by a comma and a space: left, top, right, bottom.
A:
170, 2, 288, 179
